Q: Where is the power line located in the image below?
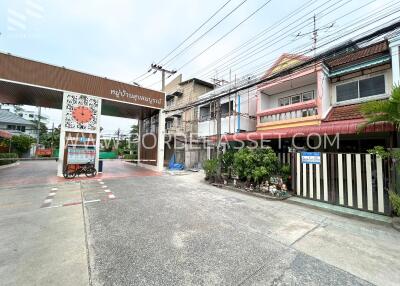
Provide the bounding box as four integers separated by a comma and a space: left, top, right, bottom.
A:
197, 0, 349, 80
166, 19, 400, 112
157, 0, 233, 65
200, 0, 394, 82
190, 0, 318, 77
176, 0, 274, 71
162, 0, 249, 66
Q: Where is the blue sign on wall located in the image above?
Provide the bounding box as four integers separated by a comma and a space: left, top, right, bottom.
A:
301, 152, 321, 164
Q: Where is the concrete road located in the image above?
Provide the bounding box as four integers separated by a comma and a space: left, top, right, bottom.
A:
1, 161, 400, 285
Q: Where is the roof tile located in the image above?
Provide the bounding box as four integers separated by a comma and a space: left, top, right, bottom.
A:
325, 41, 388, 69
324, 104, 363, 122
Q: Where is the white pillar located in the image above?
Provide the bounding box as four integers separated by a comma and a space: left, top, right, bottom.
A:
157, 110, 165, 171
95, 99, 102, 172
57, 93, 68, 177
137, 119, 142, 164
389, 37, 400, 86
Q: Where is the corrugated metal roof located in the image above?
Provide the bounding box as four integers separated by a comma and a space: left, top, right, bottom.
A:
0, 109, 36, 125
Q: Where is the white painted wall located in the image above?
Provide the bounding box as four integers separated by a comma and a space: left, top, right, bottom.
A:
320, 70, 331, 119
330, 70, 392, 107
197, 88, 257, 137
389, 36, 400, 85
260, 83, 317, 111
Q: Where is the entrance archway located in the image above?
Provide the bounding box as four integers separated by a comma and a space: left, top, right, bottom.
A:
0, 52, 165, 176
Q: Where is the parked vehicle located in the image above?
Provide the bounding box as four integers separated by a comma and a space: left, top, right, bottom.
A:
63, 162, 97, 179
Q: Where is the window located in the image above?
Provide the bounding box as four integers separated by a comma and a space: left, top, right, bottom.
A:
359, 75, 385, 98
336, 82, 358, 102
29, 114, 34, 118
291, 95, 301, 104
166, 120, 173, 129
336, 75, 385, 102
7, 125, 16, 130
220, 101, 233, 116
166, 98, 174, 107
302, 91, 314, 101
279, 97, 290, 106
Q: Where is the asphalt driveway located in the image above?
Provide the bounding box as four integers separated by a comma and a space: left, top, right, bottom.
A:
1, 162, 400, 285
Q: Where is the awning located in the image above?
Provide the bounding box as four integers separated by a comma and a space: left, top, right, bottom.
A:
0, 130, 12, 139
219, 119, 394, 142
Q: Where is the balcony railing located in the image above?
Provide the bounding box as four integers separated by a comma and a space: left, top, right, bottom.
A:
258, 99, 318, 124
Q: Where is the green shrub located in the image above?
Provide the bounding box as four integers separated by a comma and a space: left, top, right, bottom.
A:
10, 135, 35, 156
222, 150, 235, 175
123, 154, 136, 160
280, 164, 291, 182
203, 158, 218, 179
0, 153, 18, 166
233, 147, 278, 184
389, 191, 400, 217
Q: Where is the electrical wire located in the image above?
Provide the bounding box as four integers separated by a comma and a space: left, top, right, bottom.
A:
176, 0, 274, 70
157, 0, 233, 65
162, 0, 249, 66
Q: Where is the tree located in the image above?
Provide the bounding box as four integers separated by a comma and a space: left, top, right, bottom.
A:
360, 86, 400, 212
11, 135, 35, 156
360, 85, 400, 131
130, 124, 139, 141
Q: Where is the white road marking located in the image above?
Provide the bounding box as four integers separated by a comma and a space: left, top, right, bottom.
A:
99, 182, 105, 185
51, 187, 58, 191
108, 194, 116, 199
84, 199, 101, 204
104, 189, 111, 193
48, 192, 56, 197
43, 199, 52, 204
101, 185, 107, 188
43, 205, 61, 209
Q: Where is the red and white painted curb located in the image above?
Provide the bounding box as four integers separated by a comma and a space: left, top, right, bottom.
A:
40, 187, 58, 208
99, 179, 116, 200
41, 180, 116, 209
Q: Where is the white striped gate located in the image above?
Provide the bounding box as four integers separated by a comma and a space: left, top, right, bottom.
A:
292, 152, 391, 215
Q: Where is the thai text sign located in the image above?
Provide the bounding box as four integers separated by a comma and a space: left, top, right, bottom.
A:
67, 146, 96, 164
301, 152, 321, 164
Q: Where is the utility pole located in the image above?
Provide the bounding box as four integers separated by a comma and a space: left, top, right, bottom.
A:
215, 98, 222, 180
312, 14, 317, 56
150, 64, 176, 91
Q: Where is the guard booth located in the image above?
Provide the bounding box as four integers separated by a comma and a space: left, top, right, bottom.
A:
0, 52, 166, 175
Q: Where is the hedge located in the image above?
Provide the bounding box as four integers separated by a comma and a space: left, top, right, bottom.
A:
0, 153, 18, 166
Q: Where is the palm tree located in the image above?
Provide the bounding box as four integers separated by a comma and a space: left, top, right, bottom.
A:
360, 85, 400, 131
360, 86, 400, 214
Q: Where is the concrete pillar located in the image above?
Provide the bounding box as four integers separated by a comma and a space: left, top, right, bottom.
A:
57, 92, 101, 177
157, 110, 165, 171
57, 93, 68, 177
137, 119, 142, 164
389, 37, 400, 86
94, 98, 102, 172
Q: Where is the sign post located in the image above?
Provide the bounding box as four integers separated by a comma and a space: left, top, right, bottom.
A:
301, 152, 321, 164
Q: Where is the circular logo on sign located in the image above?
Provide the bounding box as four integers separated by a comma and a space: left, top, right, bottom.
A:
72, 106, 94, 124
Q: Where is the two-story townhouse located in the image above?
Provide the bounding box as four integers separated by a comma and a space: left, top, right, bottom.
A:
197, 77, 258, 138
164, 75, 214, 167
220, 38, 398, 215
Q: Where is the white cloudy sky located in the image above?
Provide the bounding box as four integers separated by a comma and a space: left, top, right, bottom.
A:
0, 0, 397, 135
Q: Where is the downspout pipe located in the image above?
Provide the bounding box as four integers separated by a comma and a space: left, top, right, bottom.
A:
237, 93, 241, 133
